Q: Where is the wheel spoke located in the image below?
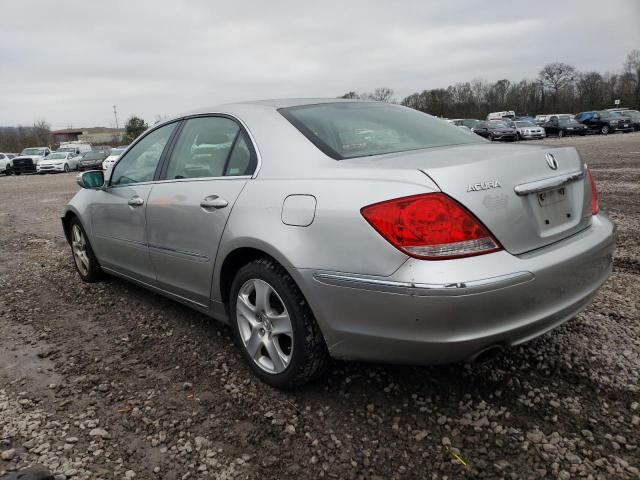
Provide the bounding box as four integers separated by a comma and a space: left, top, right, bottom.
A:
263, 338, 286, 372
254, 280, 271, 314
237, 294, 258, 326
245, 329, 263, 359
269, 313, 292, 336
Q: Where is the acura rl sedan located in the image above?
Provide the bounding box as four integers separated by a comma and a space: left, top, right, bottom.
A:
62, 99, 615, 388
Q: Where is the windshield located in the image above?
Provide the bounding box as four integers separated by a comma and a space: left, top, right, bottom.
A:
21, 148, 45, 155
515, 121, 535, 127
82, 151, 104, 160
560, 119, 581, 126
279, 102, 482, 160
47, 153, 67, 159
461, 119, 479, 128
58, 147, 76, 152
489, 122, 509, 129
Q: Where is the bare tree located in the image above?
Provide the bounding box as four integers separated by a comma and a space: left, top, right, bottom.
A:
338, 91, 360, 99
366, 87, 395, 103
539, 62, 577, 95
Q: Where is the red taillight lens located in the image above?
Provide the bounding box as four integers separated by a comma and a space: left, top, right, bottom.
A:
361, 193, 502, 260
587, 166, 599, 215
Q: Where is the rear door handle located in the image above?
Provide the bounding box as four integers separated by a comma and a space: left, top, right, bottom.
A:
128, 196, 144, 207
200, 195, 228, 210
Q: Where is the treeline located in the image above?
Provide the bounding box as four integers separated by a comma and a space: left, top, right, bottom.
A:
0, 121, 51, 152
341, 49, 640, 119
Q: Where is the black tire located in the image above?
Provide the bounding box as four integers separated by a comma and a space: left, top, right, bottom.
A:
63, 163, 69, 173
229, 257, 330, 388
516, 133, 522, 141
488, 133, 494, 141
4, 166, 12, 176
558, 129, 565, 138
601, 125, 610, 135
68, 218, 105, 283
15, 172, 21, 175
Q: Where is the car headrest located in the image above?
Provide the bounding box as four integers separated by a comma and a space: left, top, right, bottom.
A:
197, 132, 228, 145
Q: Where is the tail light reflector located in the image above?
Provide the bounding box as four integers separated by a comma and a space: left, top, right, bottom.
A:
587, 166, 599, 215
361, 193, 502, 260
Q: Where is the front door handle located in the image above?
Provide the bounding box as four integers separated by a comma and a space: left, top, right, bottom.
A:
200, 195, 228, 210
128, 196, 144, 207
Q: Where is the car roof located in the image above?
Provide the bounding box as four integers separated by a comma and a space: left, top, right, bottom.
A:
179, 98, 372, 117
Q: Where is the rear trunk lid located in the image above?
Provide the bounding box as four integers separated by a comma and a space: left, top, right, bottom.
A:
346, 143, 592, 255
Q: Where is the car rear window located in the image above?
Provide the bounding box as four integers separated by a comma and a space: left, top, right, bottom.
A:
279, 102, 482, 160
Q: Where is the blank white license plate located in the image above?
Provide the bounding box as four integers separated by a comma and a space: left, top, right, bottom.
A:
538, 187, 565, 206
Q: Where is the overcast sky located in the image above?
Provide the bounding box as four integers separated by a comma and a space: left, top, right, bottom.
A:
1, 0, 639, 129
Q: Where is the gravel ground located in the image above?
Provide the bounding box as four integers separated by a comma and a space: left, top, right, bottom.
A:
0, 133, 639, 479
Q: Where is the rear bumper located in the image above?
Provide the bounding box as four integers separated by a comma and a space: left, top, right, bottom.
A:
297, 214, 615, 364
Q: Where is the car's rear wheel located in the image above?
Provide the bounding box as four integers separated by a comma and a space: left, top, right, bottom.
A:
558, 129, 565, 138
601, 125, 610, 135
229, 258, 330, 388
69, 219, 104, 283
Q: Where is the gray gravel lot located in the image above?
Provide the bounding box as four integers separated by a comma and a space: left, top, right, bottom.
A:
0, 133, 639, 479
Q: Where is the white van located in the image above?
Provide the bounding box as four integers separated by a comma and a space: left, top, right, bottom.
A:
487, 111, 516, 121
57, 142, 92, 157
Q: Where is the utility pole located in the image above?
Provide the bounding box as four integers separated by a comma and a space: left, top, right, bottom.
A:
113, 105, 119, 130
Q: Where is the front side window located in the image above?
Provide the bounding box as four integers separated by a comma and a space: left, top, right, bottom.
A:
164, 116, 256, 179
280, 102, 482, 160
111, 122, 176, 186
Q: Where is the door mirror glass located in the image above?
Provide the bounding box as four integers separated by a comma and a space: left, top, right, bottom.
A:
77, 170, 104, 189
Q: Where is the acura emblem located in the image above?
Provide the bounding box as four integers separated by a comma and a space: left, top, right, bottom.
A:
545, 153, 558, 170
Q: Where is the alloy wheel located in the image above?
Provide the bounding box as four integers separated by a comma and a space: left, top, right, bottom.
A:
64, 163, 69, 173
71, 224, 90, 276
236, 278, 293, 374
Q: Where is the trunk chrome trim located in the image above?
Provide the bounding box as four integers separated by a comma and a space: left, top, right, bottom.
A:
312, 271, 534, 296
514, 170, 584, 196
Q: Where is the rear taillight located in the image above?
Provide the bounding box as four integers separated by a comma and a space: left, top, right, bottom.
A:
587, 166, 599, 215
361, 193, 502, 260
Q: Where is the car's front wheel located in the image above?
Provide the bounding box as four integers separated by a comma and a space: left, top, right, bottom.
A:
64, 163, 69, 173
229, 258, 330, 388
558, 129, 565, 138
601, 125, 610, 135
69, 218, 104, 282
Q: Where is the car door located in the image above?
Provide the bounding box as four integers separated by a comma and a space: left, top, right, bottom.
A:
475, 123, 489, 137
90, 121, 179, 284
146, 115, 258, 306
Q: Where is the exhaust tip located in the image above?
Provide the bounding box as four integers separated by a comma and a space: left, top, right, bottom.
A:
467, 344, 505, 364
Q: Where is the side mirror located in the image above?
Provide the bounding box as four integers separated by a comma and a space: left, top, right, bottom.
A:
76, 170, 104, 189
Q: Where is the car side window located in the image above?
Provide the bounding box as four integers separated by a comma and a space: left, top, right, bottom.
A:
225, 131, 256, 176
164, 116, 256, 179
111, 122, 176, 186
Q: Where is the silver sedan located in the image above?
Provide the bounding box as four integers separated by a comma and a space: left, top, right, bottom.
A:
62, 99, 615, 387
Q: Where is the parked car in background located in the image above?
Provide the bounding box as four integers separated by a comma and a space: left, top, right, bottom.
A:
102, 147, 128, 171
58, 142, 92, 157
11, 147, 52, 174
542, 117, 588, 137
36, 151, 79, 174
473, 121, 517, 141
92, 145, 112, 152
77, 149, 110, 171
452, 119, 480, 130
608, 109, 640, 131
487, 111, 515, 121
63, 99, 614, 387
0, 153, 12, 175
575, 111, 633, 135
513, 120, 545, 140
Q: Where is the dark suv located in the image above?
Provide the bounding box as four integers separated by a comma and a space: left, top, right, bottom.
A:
575, 111, 634, 135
